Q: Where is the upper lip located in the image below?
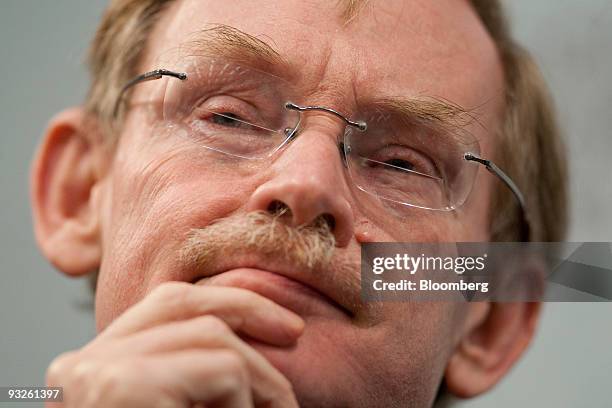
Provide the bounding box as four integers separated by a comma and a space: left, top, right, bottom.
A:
188, 255, 358, 318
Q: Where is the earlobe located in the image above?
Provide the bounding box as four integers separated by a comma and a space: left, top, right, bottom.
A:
31, 108, 105, 276
444, 301, 541, 398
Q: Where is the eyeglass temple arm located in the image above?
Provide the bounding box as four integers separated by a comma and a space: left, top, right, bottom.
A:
113, 69, 188, 118
464, 153, 531, 241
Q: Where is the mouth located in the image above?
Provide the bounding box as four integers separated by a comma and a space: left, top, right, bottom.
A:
192, 267, 355, 320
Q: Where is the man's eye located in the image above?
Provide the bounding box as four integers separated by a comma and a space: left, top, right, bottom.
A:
362, 152, 439, 178
211, 112, 246, 128
365, 157, 417, 173
384, 158, 415, 172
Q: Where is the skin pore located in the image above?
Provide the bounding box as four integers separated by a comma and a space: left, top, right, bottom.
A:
32, 1, 540, 407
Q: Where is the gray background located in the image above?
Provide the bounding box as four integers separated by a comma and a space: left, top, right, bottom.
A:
0, 1, 610, 407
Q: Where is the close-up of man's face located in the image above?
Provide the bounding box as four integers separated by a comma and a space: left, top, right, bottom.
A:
30, 0, 567, 407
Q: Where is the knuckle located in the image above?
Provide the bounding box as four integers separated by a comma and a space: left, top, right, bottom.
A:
219, 350, 248, 381
150, 281, 192, 303
70, 359, 101, 388
197, 314, 231, 335
227, 286, 266, 305
46, 351, 78, 385
148, 281, 196, 313
217, 350, 249, 390
94, 362, 138, 403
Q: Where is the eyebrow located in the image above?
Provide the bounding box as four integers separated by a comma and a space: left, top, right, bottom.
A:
172, 25, 480, 138
177, 25, 293, 80
370, 97, 479, 132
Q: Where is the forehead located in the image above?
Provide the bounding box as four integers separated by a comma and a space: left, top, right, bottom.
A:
146, 0, 503, 127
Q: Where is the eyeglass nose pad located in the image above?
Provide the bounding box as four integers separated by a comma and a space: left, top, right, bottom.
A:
284, 126, 298, 140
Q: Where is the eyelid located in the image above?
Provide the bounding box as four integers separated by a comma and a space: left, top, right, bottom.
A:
190, 95, 288, 135
194, 95, 260, 121
374, 144, 440, 176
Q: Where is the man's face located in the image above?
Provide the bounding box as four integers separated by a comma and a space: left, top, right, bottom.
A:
94, 0, 503, 406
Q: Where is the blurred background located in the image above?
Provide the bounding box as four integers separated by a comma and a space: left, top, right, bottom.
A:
0, 0, 610, 407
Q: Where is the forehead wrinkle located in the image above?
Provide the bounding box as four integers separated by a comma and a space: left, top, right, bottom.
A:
175, 24, 294, 81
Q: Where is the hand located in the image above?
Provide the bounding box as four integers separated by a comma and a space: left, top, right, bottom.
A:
45, 281, 304, 407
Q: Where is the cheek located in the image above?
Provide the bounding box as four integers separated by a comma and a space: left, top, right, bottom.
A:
355, 209, 479, 243
94, 139, 261, 331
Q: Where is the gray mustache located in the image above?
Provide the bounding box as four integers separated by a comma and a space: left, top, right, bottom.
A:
179, 210, 336, 272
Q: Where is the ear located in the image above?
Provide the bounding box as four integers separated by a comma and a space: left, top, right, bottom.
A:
31, 108, 106, 277
444, 301, 541, 398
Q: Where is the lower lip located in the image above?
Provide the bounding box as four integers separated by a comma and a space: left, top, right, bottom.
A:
194, 268, 346, 318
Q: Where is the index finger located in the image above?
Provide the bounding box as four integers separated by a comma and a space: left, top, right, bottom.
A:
94, 282, 304, 346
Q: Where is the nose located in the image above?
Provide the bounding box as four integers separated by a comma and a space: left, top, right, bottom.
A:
246, 127, 355, 247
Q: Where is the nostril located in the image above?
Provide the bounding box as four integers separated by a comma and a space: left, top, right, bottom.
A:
267, 200, 291, 217
321, 213, 336, 231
